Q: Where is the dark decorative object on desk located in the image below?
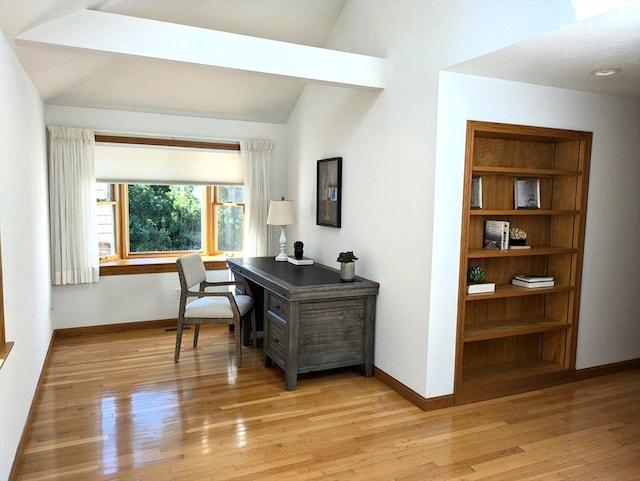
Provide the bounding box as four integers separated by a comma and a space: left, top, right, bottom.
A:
294, 241, 304, 259
337, 251, 358, 281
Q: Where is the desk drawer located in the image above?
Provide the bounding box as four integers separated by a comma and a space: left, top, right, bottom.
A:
266, 314, 287, 365
298, 298, 366, 369
266, 292, 289, 320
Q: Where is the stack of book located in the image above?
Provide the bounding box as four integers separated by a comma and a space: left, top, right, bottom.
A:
511, 275, 554, 288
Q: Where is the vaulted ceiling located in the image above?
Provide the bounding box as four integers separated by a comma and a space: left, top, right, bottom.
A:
1, 0, 638, 124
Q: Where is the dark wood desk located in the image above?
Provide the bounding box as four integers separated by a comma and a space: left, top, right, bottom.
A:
227, 257, 379, 390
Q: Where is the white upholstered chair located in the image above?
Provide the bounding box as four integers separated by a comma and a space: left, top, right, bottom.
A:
174, 253, 255, 367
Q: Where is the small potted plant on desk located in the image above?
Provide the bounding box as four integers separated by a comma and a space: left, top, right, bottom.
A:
337, 251, 358, 281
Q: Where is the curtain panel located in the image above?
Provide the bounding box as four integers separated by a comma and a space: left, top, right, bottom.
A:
48, 126, 99, 285
240, 140, 272, 257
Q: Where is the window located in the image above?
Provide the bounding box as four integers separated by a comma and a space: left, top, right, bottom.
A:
94, 135, 244, 263
128, 184, 203, 254
97, 183, 244, 260
213, 185, 245, 254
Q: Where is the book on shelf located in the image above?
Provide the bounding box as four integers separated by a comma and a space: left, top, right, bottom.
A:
511, 278, 555, 288
483, 220, 510, 250
509, 245, 531, 250
287, 256, 314, 265
514, 275, 554, 282
467, 282, 496, 294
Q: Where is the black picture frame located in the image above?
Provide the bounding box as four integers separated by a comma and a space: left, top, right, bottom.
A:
514, 178, 541, 209
316, 157, 342, 228
470, 176, 483, 209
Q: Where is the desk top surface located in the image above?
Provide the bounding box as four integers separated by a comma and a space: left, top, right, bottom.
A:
227, 257, 378, 291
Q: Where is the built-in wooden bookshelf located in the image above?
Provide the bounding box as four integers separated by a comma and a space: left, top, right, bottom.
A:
455, 121, 592, 405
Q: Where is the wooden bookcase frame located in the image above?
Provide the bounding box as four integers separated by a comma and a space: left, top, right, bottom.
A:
454, 121, 592, 404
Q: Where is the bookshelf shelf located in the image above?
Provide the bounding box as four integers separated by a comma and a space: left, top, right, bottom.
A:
464, 283, 573, 301
467, 247, 576, 258
463, 318, 569, 342
469, 209, 578, 216
472, 166, 583, 177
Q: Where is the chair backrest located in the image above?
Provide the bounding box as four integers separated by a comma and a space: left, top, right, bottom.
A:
177, 253, 207, 290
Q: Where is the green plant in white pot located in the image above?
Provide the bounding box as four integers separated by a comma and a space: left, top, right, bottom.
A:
337, 251, 358, 281
467, 265, 486, 284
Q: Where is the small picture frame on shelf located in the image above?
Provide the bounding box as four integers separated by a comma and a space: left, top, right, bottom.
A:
514, 178, 540, 209
470, 176, 482, 209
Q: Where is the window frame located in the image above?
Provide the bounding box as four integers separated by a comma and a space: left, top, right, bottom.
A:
100, 183, 245, 261
97, 183, 122, 262
210, 186, 246, 257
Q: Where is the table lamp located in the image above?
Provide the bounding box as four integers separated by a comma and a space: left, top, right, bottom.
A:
267, 199, 296, 261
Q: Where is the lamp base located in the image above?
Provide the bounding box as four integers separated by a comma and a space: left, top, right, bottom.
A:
275, 226, 288, 262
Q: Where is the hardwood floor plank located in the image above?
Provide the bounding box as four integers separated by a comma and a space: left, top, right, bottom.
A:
13, 325, 640, 480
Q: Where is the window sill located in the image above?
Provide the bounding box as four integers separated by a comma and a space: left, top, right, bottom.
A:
100, 256, 230, 276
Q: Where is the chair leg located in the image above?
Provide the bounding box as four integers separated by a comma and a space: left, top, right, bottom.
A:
174, 321, 184, 363
193, 324, 200, 348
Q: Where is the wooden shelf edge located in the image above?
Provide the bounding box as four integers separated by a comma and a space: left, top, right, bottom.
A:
465, 284, 572, 300
464, 318, 569, 342
472, 166, 582, 177
469, 209, 578, 216
456, 364, 573, 405
468, 247, 575, 258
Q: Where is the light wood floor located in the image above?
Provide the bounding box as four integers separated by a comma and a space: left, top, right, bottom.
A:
13, 325, 640, 481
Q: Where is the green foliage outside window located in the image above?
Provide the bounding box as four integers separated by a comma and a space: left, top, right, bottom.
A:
128, 184, 202, 253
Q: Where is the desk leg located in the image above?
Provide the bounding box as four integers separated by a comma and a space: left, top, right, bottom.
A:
262, 294, 271, 368
285, 302, 300, 391
363, 295, 376, 377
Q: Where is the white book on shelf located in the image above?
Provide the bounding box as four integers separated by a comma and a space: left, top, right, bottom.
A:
514, 275, 554, 282
512, 278, 554, 288
467, 282, 496, 294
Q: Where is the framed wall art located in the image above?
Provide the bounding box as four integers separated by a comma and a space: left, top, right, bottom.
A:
514, 178, 540, 209
316, 157, 342, 228
470, 176, 483, 209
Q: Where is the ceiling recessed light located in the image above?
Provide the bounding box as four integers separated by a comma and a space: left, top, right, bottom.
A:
591, 68, 621, 77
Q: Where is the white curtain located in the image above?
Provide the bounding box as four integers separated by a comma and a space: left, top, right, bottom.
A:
48, 126, 99, 285
240, 140, 272, 257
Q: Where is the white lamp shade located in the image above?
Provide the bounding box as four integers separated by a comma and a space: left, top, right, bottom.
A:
267, 200, 296, 225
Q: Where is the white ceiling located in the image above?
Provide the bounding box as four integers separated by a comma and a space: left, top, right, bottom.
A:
0, 0, 638, 124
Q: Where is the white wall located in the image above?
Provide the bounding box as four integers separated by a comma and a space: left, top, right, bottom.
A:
0, 32, 52, 481
431, 73, 640, 396
286, 0, 638, 398
45, 106, 288, 328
